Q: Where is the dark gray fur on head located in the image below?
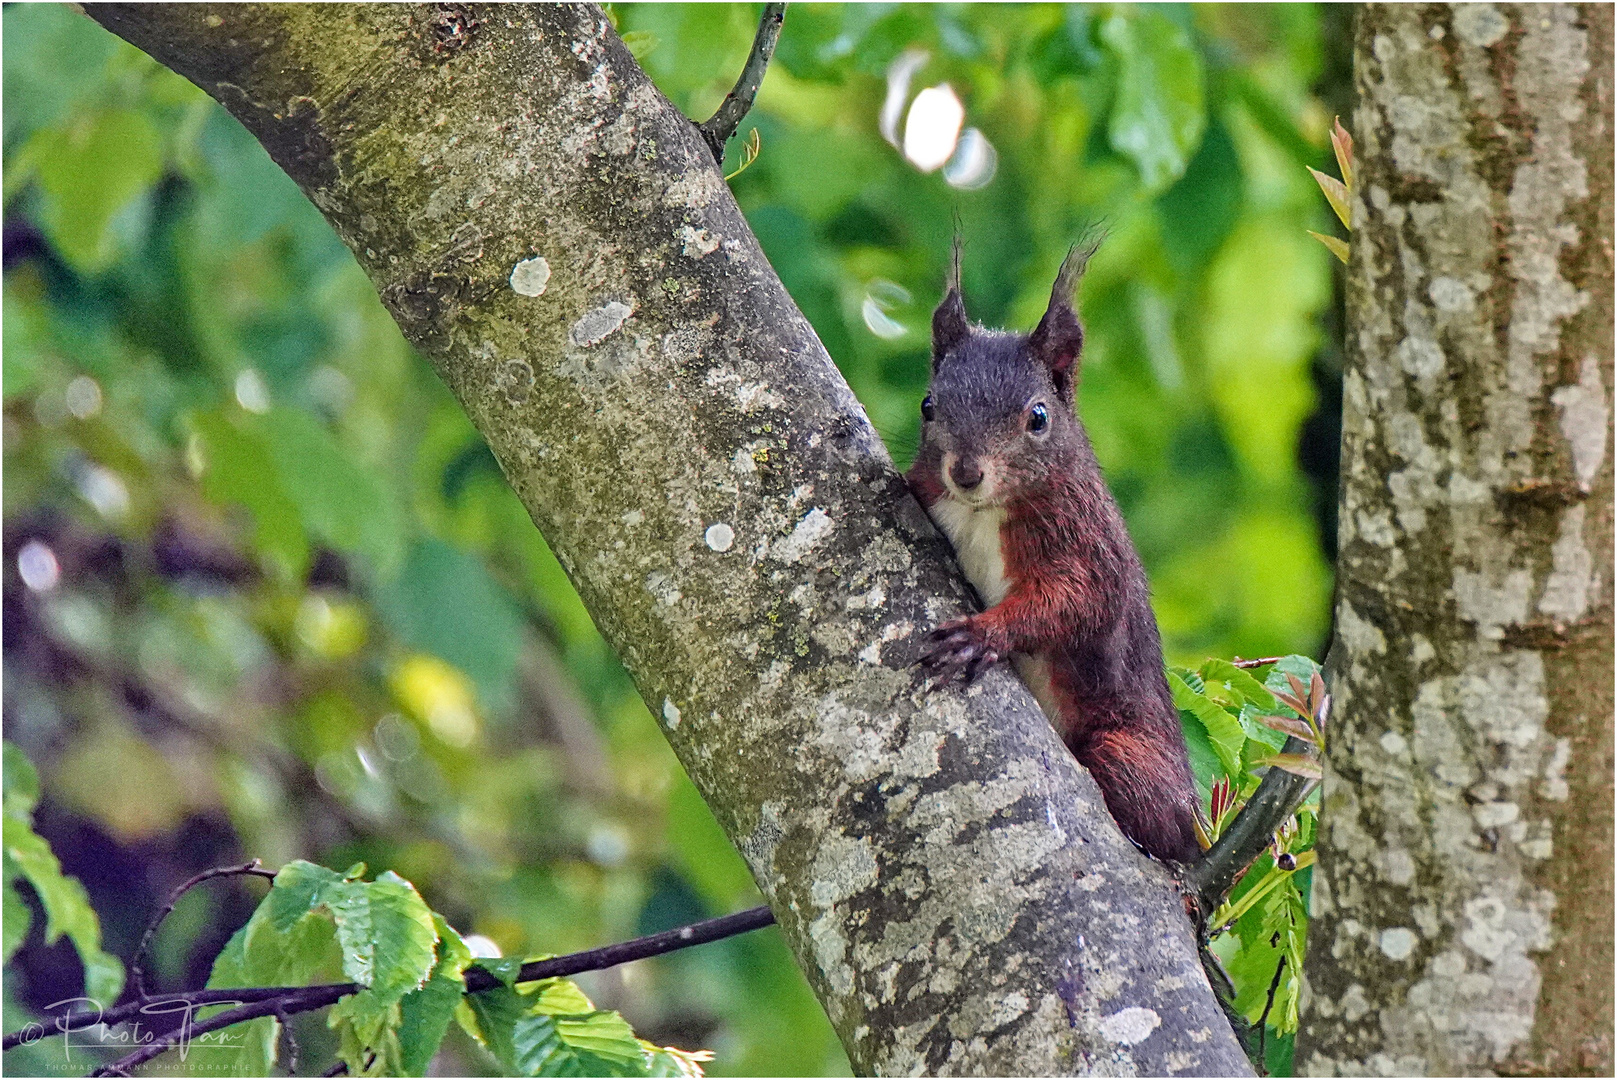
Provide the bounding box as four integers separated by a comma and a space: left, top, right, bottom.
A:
930, 236, 1101, 402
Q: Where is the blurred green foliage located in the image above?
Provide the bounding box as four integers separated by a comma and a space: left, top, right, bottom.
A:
3, 3, 1340, 1075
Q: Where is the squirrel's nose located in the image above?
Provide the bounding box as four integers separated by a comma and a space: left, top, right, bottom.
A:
950, 458, 984, 491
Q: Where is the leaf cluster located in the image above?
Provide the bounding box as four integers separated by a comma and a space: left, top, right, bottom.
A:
1172, 655, 1323, 1073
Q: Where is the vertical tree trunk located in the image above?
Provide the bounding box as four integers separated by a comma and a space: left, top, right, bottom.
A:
1300, 4, 1613, 1075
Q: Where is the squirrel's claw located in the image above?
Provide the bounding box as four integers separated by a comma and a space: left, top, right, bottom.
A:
915, 619, 1001, 690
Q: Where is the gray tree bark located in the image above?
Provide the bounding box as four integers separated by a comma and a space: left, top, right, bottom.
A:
1299, 5, 1613, 1075
80, 4, 1252, 1075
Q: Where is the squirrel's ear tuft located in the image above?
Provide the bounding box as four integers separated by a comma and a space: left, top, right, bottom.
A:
1029, 240, 1098, 397
931, 235, 968, 367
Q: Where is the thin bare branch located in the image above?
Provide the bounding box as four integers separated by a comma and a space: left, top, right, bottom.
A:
128, 861, 276, 998
697, 3, 786, 163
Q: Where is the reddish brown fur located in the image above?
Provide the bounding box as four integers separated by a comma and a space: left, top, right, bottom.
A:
909, 242, 1202, 863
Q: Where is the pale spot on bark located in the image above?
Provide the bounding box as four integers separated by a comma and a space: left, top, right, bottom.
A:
570, 300, 634, 346
771, 508, 834, 563
1380, 927, 1417, 960
509, 256, 551, 295
1100, 1006, 1161, 1046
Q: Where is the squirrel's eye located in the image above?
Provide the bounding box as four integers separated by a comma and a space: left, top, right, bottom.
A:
921, 395, 936, 422
1027, 403, 1049, 434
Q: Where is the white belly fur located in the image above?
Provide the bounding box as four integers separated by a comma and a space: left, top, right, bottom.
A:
928, 497, 1063, 726
926, 497, 1010, 604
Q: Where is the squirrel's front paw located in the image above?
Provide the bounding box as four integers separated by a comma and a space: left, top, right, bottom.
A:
916, 618, 1004, 689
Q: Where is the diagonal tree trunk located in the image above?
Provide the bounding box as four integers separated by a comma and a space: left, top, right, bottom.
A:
1299, 4, 1613, 1075
80, 4, 1251, 1074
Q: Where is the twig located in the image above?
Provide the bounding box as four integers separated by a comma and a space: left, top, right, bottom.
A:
696, 3, 786, 164
7, 905, 776, 1072
1256, 953, 1288, 1074
2, 988, 328, 1052
128, 861, 276, 998
88, 984, 352, 1077
464, 903, 776, 991
1229, 656, 1285, 669
1197, 942, 1257, 1064
1185, 735, 1318, 919
276, 1003, 298, 1076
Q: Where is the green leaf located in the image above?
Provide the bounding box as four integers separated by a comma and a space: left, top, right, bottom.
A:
1198, 659, 1280, 712
465, 985, 531, 1071
467, 980, 655, 1077
259, 859, 345, 933
397, 916, 474, 1076
20, 107, 164, 272
1308, 230, 1350, 264
2, 757, 124, 1004
330, 991, 403, 1077
191, 411, 311, 580
478, 956, 525, 988
1100, 9, 1206, 193
1178, 707, 1223, 798
641, 1042, 711, 1078
326, 870, 438, 1004
528, 977, 596, 1015
1168, 670, 1244, 780
251, 861, 437, 1005
200, 862, 440, 1075
1263, 654, 1323, 689
3, 742, 41, 819
251, 408, 404, 576
4, 875, 30, 963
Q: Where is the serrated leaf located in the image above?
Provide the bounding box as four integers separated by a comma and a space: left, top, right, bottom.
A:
1169, 665, 1206, 694
330, 991, 403, 1077
261, 860, 346, 934
528, 977, 596, 1015
326, 870, 438, 1005
465, 985, 532, 1071
1263, 655, 1322, 692
553, 1011, 647, 1069
1168, 671, 1245, 780
3, 804, 124, 1004
478, 956, 525, 988
1179, 706, 1223, 797
397, 916, 473, 1076
192, 925, 281, 1077
469, 981, 656, 1077
641, 1042, 712, 1078
1199, 659, 1279, 712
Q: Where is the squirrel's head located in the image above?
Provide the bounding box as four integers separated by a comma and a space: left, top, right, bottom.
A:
918, 240, 1097, 508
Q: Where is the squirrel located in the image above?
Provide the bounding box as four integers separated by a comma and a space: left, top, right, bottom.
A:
908, 240, 1202, 864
